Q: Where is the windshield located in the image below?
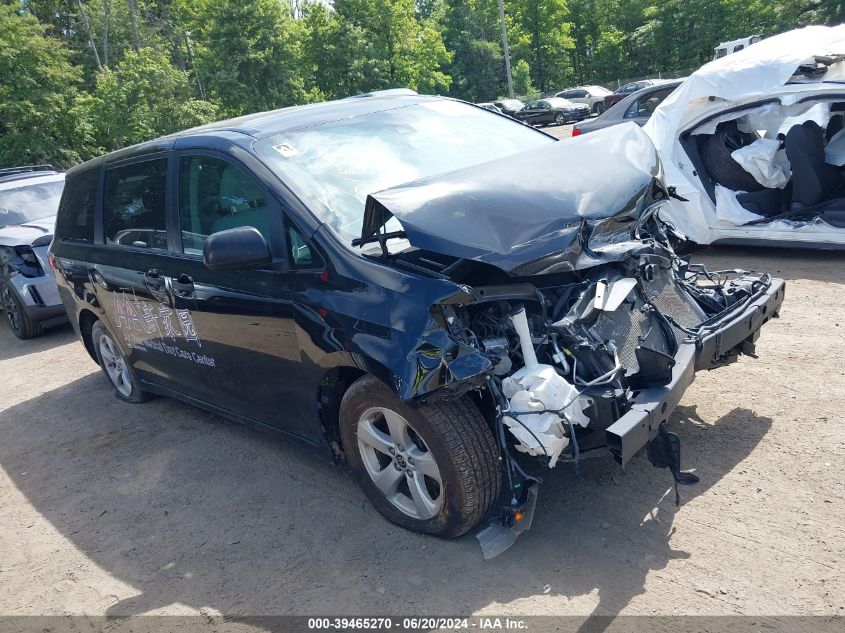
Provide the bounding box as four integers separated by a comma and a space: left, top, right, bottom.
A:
256, 100, 554, 241
0, 179, 64, 227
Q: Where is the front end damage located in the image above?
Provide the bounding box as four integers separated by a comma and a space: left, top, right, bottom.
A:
433, 246, 784, 557
355, 124, 785, 557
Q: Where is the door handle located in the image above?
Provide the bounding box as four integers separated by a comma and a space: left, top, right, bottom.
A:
172, 273, 195, 298
143, 269, 170, 303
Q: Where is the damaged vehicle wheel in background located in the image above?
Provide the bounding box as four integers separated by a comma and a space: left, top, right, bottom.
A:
52, 93, 784, 558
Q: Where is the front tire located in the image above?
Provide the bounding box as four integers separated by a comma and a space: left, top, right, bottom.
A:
0, 278, 42, 339
92, 320, 153, 403
555, 113, 565, 126
340, 375, 501, 538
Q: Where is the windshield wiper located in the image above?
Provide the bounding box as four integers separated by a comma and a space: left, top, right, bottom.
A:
351, 230, 407, 256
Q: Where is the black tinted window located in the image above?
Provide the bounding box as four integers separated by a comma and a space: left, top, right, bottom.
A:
55, 171, 95, 243
179, 155, 269, 256
103, 159, 168, 249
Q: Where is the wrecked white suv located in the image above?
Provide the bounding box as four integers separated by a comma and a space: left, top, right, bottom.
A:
646, 24, 845, 249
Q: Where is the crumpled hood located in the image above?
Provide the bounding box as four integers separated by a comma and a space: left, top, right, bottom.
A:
361, 123, 661, 276
0, 215, 56, 247
645, 24, 845, 156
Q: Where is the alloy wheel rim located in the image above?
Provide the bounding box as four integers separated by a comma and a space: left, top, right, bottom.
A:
1, 285, 21, 332
357, 407, 443, 520
99, 333, 133, 397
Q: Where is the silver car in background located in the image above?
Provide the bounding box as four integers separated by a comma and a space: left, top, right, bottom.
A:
0, 166, 66, 339
555, 85, 612, 114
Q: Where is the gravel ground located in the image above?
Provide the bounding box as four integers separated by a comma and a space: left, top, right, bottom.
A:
0, 245, 843, 619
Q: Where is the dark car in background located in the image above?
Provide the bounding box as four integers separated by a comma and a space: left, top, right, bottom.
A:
0, 166, 67, 339
573, 80, 683, 136
602, 79, 674, 111
50, 93, 783, 555
492, 98, 525, 117
514, 97, 590, 126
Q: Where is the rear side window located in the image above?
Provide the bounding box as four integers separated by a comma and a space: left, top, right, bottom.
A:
103, 158, 168, 250
55, 171, 95, 243
179, 155, 270, 255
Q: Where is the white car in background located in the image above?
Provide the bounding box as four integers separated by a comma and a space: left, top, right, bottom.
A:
0, 166, 67, 338
645, 24, 845, 250
554, 85, 612, 115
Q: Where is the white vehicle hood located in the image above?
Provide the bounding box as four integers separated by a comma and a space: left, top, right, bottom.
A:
644, 24, 845, 156
0, 215, 56, 247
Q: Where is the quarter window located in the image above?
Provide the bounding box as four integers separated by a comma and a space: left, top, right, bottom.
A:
287, 221, 323, 269
103, 159, 168, 249
56, 171, 95, 243
179, 155, 270, 256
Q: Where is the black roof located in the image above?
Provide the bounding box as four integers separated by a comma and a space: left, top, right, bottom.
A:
67, 93, 443, 178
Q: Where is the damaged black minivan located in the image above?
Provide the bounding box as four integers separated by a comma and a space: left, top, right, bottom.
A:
51, 94, 785, 551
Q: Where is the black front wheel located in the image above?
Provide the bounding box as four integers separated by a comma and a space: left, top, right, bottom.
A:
555, 113, 565, 126
0, 279, 42, 339
340, 375, 501, 538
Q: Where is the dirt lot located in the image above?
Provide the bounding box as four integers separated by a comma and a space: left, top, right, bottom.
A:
0, 246, 843, 619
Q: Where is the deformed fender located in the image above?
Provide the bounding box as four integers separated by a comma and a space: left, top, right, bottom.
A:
294, 251, 494, 405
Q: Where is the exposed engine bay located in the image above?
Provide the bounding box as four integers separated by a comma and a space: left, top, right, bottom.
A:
439, 244, 772, 471
432, 241, 781, 558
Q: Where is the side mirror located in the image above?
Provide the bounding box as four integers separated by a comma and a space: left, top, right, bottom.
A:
203, 226, 272, 272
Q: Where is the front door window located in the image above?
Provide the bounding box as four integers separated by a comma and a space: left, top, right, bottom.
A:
179, 155, 270, 255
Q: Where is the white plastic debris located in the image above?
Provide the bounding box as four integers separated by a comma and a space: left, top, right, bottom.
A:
501, 306, 590, 467
596, 277, 637, 312
730, 138, 791, 189
714, 185, 765, 225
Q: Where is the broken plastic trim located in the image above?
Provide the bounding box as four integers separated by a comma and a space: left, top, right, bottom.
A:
476, 483, 539, 560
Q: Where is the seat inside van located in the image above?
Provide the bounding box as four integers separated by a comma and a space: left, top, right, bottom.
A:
684, 100, 845, 229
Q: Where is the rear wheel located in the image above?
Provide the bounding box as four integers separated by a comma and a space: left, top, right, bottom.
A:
92, 320, 153, 403
0, 279, 42, 339
340, 375, 501, 538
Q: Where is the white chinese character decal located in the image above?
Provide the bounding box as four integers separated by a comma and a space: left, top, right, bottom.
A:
114, 292, 145, 332
158, 303, 180, 341
177, 308, 201, 347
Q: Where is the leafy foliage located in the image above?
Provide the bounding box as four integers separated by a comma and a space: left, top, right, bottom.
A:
0, 0, 840, 167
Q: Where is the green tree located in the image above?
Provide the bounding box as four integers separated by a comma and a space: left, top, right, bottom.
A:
509, 0, 575, 92
442, 0, 504, 101
511, 58, 535, 96
300, 0, 385, 99
334, 0, 452, 93
179, 0, 310, 116
0, 5, 92, 167
88, 47, 218, 150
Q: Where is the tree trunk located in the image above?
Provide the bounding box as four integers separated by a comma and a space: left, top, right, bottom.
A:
498, 0, 513, 98
76, 0, 102, 70
127, 0, 141, 52
102, 0, 110, 67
